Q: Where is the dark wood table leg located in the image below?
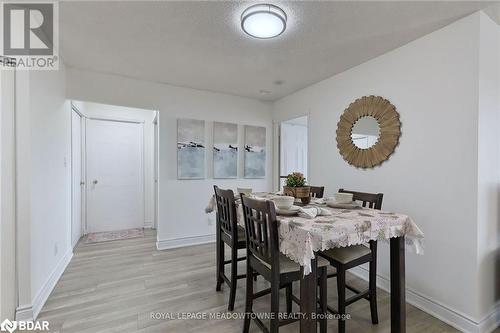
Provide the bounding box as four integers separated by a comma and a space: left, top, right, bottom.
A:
390, 237, 406, 333
300, 257, 317, 333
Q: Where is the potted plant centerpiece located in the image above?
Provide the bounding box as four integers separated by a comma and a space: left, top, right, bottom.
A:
283, 172, 311, 204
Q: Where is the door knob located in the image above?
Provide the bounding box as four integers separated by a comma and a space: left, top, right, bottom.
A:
80, 181, 85, 186
93, 180, 98, 185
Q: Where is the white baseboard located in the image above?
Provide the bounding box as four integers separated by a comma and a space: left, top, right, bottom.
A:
16, 250, 73, 321
478, 303, 500, 333
349, 266, 500, 333
15, 304, 34, 321
32, 249, 73, 319
144, 220, 154, 228
156, 234, 215, 250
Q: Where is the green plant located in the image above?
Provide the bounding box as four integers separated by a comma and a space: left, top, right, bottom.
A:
285, 172, 306, 187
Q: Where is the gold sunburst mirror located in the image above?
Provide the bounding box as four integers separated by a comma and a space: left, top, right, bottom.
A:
336, 96, 401, 168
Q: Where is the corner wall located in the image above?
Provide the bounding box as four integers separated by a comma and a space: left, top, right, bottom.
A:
29, 64, 72, 320
476, 12, 500, 331
0, 68, 17, 321
273, 12, 490, 332
14, 62, 73, 321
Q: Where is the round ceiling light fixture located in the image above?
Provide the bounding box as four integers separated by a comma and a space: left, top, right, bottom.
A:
241, 4, 287, 39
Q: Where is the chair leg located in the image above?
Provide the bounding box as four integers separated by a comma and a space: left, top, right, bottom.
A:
228, 246, 238, 311
319, 267, 327, 333
270, 280, 280, 333
369, 257, 379, 324
243, 264, 253, 333
285, 283, 293, 314
337, 266, 346, 333
216, 232, 223, 292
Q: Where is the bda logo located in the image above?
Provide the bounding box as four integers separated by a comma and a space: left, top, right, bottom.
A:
0, 318, 49, 332
0, 319, 17, 333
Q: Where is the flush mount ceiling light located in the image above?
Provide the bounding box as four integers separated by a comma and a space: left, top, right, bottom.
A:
241, 4, 287, 39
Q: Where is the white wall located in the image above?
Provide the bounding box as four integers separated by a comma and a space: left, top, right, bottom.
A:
28, 64, 73, 319
12, 63, 72, 321
15, 70, 32, 320
476, 12, 500, 328
273, 12, 494, 331
0, 69, 17, 320
66, 68, 273, 248
80, 102, 157, 229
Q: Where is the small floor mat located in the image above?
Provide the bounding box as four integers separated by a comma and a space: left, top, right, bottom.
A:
85, 228, 144, 244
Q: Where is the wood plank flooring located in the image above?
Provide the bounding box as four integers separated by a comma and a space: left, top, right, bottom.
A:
37, 229, 466, 332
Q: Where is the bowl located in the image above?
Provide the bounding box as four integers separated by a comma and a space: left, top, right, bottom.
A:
237, 188, 252, 196
272, 196, 295, 210
333, 192, 354, 204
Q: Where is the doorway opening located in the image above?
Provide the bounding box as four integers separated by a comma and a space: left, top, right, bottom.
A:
71, 101, 158, 244
279, 115, 308, 189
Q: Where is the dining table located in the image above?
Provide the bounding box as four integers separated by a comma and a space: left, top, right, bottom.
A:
206, 192, 424, 333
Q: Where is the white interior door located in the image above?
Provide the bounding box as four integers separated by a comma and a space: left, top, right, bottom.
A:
71, 109, 83, 246
86, 118, 144, 233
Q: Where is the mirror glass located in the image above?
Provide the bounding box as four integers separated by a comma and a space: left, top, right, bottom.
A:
351, 116, 380, 149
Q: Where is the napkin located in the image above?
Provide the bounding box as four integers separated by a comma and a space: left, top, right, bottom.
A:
205, 195, 216, 213
205, 193, 266, 214
247, 194, 267, 201
313, 198, 327, 205
298, 206, 332, 219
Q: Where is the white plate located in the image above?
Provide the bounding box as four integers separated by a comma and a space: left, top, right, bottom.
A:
276, 205, 300, 216
326, 201, 359, 209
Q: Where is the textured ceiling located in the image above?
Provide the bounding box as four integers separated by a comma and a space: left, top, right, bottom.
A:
484, 2, 500, 23
60, 1, 492, 101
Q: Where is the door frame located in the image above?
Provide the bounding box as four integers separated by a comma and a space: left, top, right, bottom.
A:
85, 116, 145, 233
153, 112, 159, 230
71, 103, 85, 247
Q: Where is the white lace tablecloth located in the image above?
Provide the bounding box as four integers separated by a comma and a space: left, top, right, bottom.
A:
206, 193, 424, 275
277, 206, 424, 274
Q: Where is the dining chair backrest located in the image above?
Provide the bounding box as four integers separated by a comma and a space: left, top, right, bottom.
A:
309, 186, 325, 199
214, 186, 238, 237
240, 194, 280, 272
339, 188, 383, 210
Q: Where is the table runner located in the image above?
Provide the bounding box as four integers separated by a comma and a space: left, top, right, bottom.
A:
206, 192, 424, 275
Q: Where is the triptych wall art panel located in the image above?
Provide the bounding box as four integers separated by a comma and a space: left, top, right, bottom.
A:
244, 125, 266, 178
177, 119, 206, 179
176, 119, 266, 179
213, 122, 238, 179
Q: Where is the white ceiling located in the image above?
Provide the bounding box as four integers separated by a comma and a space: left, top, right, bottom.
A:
484, 2, 500, 23
60, 1, 494, 101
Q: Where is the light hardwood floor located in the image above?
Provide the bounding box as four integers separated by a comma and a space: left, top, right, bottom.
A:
38, 229, 465, 332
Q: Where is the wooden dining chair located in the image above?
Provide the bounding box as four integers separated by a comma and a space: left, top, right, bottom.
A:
214, 186, 248, 311
319, 188, 383, 333
240, 195, 329, 333
309, 186, 325, 198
